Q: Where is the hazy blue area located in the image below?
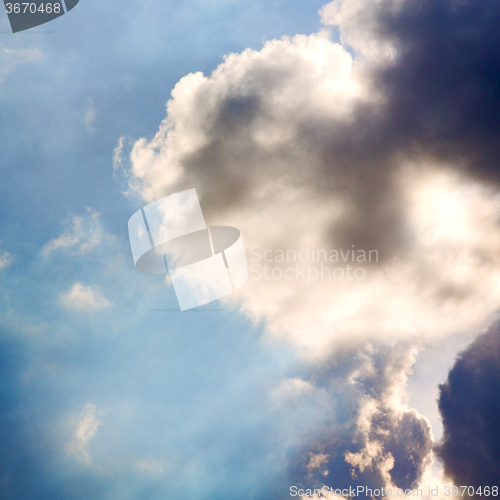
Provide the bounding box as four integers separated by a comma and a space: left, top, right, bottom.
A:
0, 1, 329, 498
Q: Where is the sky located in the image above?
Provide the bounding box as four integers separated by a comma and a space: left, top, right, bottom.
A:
1, 0, 500, 499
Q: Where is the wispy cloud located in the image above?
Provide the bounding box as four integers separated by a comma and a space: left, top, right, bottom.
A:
60, 283, 111, 312
84, 101, 97, 133
67, 403, 103, 464
113, 136, 126, 174
0, 45, 44, 82
43, 208, 103, 255
0, 249, 13, 270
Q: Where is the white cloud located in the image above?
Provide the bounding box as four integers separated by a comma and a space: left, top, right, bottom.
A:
128, 31, 376, 203
306, 452, 330, 478
60, 282, 111, 312
0, 45, 44, 82
67, 403, 102, 464
344, 341, 433, 487
270, 377, 314, 405
43, 208, 104, 255
113, 136, 126, 174
416, 461, 455, 500
0, 249, 13, 269
319, 0, 403, 60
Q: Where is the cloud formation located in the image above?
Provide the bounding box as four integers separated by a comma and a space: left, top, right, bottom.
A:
437, 320, 500, 489
60, 282, 111, 312
126, 0, 500, 358
0, 249, 13, 269
287, 340, 433, 493
43, 208, 104, 256
0, 45, 44, 82
321, 0, 500, 183
66, 403, 103, 464
124, 0, 500, 492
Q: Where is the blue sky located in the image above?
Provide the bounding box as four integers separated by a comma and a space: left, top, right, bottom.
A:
0, 0, 328, 244
2, 0, 500, 498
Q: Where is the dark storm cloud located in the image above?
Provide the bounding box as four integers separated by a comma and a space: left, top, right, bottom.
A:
320, 0, 500, 184
370, 0, 500, 182
437, 319, 500, 489
324, 0, 500, 254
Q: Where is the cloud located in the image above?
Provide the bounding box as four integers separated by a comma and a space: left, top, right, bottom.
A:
319, 0, 403, 61
0, 45, 44, 82
43, 208, 104, 255
123, 0, 500, 492
0, 249, 13, 270
60, 283, 111, 312
287, 340, 434, 493
437, 319, 500, 488
320, 0, 500, 183
126, 5, 500, 359
270, 377, 315, 406
113, 136, 126, 174
66, 403, 102, 464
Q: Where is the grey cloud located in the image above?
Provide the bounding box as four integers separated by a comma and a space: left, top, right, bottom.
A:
437, 319, 500, 489
359, 0, 500, 182
130, 0, 500, 261
141, 59, 411, 259
287, 341, 433, 495
385, 410, 433, 489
